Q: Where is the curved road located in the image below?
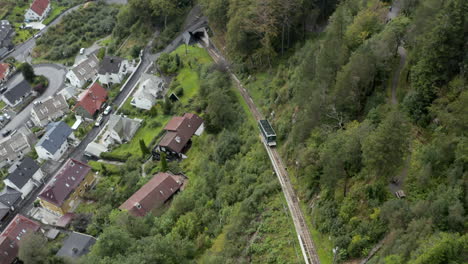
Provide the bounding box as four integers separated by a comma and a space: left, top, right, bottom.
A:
0, 64, 66, 134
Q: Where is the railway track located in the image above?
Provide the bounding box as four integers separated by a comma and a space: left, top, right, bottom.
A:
205, 44, 320, 264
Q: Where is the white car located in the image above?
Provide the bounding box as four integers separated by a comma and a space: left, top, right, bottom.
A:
103, 105, 112, 115
94, 115, 103, 127
3, 113, 10, 120
80, 48, 85, 55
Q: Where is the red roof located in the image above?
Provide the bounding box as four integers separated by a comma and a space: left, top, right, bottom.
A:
74, 82, 107, 116
30, 0, 50, 16
119, 172, 182, 217
0, 63, 9, 80
159, 113, 203, 153
0, 214, 40, 264
38, 159, 92, 208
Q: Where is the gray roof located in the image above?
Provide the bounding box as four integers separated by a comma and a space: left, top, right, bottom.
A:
6, 157, 40, 189
71, 54, 100, 82
0, 187, 22, 207
32, 94, 69, 122
0, 127, 35, 164
4, 80, 32, 105
0, 202, 9, 219
56, 232, 96, 258
0, 20, 13, 48
98, 56, 123, 74
36, 121, 72, 154
107, 114, 141, 142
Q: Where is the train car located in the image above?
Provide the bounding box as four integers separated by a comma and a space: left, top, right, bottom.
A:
259, 119, 277, 146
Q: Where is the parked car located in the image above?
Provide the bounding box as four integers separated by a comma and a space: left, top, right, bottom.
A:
0, 116, 4, 122
3, 113, 10, 120
0, 87, 7, 94
80, 48, 85, 55
103, 105, 112, 115
34, 33, 42, 39
2, 130, 11, 137
94, 115, 103, 127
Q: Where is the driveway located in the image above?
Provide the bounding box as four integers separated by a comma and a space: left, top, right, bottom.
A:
0, 64, 66, 135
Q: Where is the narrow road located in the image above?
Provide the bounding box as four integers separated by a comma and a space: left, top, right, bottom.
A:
205, 44, 320, 264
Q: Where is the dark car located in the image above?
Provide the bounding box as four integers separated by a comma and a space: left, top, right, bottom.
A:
0, 87, 7, 94
2, 130, 11, 137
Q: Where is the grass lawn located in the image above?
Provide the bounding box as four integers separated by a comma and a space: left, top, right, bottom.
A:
1, 1, 38, 44
108, 114, 170, 158
42, 3, 68, 25
109, 46, 213, 159
0, 101, 6, 110
166, 45, 212, 104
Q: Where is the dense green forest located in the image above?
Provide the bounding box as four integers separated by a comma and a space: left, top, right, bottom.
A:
19, 0, 466, 263
33, 2, 119, 62
200, 0, 466, 262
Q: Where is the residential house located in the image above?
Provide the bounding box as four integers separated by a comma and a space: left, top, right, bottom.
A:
103, 114, 141, 145
73, 82, 108, 119
0, 63, 11, 83
0, 127, 36, 168
35, 121, 74, 161
0, 20, 14, 58
119, 172, 183, 217
98, 56, 129, 85
4, 157, 44, 199
38, 159, 96, 215
25, 0, 51, 21
56, 232, 96, 259
31, 94, 69, 127
0, 188, 22, 220
66, 54, 100, 88
0, 214, 41, 264
131, 73, 165, 110
57, 86, 79, 100
2, 80, 32, 107
155, 113, 204, 159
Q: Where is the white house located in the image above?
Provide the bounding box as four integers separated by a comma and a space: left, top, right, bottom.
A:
35, 121, 74, 161
31, 94, 69, 127
66, 54, 100, 88
0, 127, 37, 169
104, 114, 141, 145
3, 157, 44, 199
98, 56, 129, 85
131, 74, 165, 110
25, 0, 51, 22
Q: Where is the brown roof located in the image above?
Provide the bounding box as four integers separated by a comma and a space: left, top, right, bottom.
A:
30, 0, 50, 16
0, 63, 9, 80
164, 116, 184, 131
38, 159, 91, 207
74, 82, 107, 116
119, 172, 182, 217
0, 214, 40, 264
158, 113, 203, 153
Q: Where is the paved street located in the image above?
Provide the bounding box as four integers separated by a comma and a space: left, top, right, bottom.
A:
0, 64, 66, 135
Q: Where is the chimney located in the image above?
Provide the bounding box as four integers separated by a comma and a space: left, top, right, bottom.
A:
175, 136, 181, 143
